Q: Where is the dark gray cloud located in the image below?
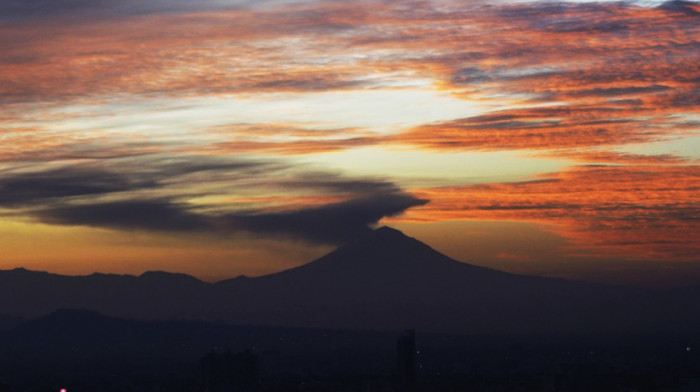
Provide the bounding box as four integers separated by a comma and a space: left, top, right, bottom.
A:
278, 173, 400, 195
0, 168, 155, 207
37, 193, 428, 244
0, 0, 263, 21
0, 157, 271, 207
140, 156, 275, 179
450, 67, 493, 85
40, 199, 212, 232
223, 193, 428, 244
494, 2, 571, 21
1, 156, 427, 244
0, 0, 331, 22
0, 0, 151, 21
494, 1, 640, 32
541, 20, 630, 34
657, 0, 700, 16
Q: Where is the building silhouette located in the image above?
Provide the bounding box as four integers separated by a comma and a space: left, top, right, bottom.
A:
396, 330, 416, 392
201, 349, 258, 392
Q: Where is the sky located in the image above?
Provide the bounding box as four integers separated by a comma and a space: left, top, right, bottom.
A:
0, 0, 698, 287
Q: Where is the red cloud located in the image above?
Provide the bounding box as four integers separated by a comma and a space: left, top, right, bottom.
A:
405, 165, 699, 261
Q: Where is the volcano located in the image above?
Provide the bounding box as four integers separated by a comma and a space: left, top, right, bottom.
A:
211, 227, 660, 334
1, 227, 697, 334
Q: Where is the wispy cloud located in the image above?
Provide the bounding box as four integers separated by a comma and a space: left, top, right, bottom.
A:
541, 150, 696, 165
221, 192, 427, 243
393, 105, 656, 150
201, 123, 381, 155
37, 191, 427, 244
0, 167, 155, 207
0, 0, 697, 277
3, 1, 696, 157
405, 165, 699, 261
0, 156, 426, 244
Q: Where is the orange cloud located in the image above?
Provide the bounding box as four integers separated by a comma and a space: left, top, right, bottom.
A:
1, 1, 697, 161
376, 2, 698, 155
0, 123, 165, 163
0, 0, 697, 282
405, 165, 699, 261
540, 150, 695, 165
393, 105, 657, 150
201, 123, 380, 155
0, 6, 377, 102
1, 1, 695, 103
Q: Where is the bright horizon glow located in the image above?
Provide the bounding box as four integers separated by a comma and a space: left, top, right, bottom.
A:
0, 0, 697, 287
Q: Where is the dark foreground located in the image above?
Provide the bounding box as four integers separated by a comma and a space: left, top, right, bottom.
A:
0, 310, 699, 392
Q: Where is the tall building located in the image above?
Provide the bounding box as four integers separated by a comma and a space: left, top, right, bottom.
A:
396, 330, 416, 392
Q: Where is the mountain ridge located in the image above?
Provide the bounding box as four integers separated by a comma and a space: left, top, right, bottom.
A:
0, 226, 697, 334
217, 226, 487, 285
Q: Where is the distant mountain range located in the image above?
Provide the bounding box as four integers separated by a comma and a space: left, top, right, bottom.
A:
2, 227, 699, 334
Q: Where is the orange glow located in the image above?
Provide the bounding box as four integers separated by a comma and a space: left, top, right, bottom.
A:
1, 1, 697, 157
393, 105, 655, 151
0, 217, 332, 280
403, 165, 699, 261
540, 150, 695, 165
214, 195, 348, 211
0, 0, 698, 286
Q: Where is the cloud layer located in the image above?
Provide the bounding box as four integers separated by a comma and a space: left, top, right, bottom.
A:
2, 1, 697, 150
406, 165, 699, 260
0, 0, 697, 277
0, 157, 426, 244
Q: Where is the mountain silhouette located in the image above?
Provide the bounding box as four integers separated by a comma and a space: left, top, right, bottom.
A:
0, 227, 698, 334
213, 227, 649, 333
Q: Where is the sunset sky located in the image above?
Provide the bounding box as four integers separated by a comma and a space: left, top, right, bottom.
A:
0, 0, 698, 287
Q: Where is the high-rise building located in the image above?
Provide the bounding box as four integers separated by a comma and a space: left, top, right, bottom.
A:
397, 330, 416, 392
